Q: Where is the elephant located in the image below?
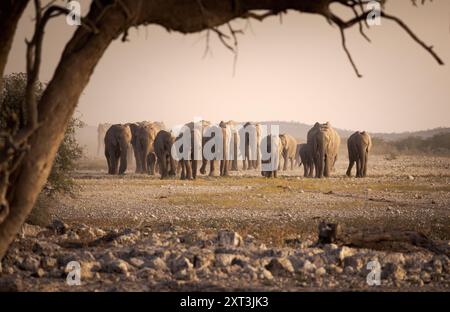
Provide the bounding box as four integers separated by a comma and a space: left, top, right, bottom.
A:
97, 123, 111, 156
128, 122, 142, 173
220, 120, 240, 171
279, 133, 297, 171
241, 122, 261, 170
297, 143, 314, 177
260, 134, 282, 178
134, 122, 162, 174
174, 125, 202, 180
104, 124, 132, 175
308, 122, 341, 178
153, 130, 177, 179
200, 122, 230, 177
346, 131, 372, 178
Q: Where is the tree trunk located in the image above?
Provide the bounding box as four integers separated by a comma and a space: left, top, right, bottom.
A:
0, 0, 29, 91
0, 3, 127, 258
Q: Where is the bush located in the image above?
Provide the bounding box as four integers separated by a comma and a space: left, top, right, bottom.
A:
1, 73, 84, 195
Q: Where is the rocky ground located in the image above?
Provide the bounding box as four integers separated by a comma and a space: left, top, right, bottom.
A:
0, 155, 449, 291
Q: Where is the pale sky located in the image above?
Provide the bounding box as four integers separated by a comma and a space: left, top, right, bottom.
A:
5, 0, 450, 133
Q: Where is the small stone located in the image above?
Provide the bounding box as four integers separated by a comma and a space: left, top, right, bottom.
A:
21, 223, 43, 237
148, 257, 167, 271
48, 218, 68, 235
315, 267, 326, 277
20, 256, 40, 272
344, 256, 364, 271
301, 260, 316, 273
42, 257, 57, 270
102, 259, 129, 275
260, 268, 273, 281
128, 257, 145, 268
170, 256, 193, 273
420, 271, 431, 283
33, 268, 46, 278
215, 254, 235, 267
266, 258, 294, 276
408, 175, 414, 181
217, 230, 243, 247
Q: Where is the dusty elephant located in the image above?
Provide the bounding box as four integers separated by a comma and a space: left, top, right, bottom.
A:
134, 122, 162, 175
220, 120, 240, 171
240, 122, 261, 170
104, 124, 132, 175
308, 122, 341, 178
260, 134, 282, 178
153, 130, 177, 179
297, 143, 314, 177
97, 123, 111, 156
279, 133, 297, 171
346, 131, 372, 178
200, 122, 229, 177
173, 125, 202, 180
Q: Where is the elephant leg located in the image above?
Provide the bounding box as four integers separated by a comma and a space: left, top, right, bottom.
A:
180, 160, 186, 180
200, 158, 207, 175
242, 159, 247, 170
303, 164, 308, 177
346, 159, 354, 177
168, 156, 177, 177
133, 146, 142, 173
282, 155, 288, 171
273, 170, 277, 178
290, 158, 294, 170
324, 155, 331, 177
356, 157, 362, 178
118, 145, 128, 175
362, 151, 368, 177
185, 159, 193, 180
160, 156, 168, 179
111, 152, 119, 175
209, 160, 218, 177
147, 153, 156, 175
191, 160, 198, 179
105, 149, 112, 174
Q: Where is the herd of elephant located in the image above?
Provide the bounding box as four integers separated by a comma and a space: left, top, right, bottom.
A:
97, 121, 372, 180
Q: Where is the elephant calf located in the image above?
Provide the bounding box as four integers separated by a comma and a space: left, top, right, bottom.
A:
298, 143, 314, 178
104, 124, 132, 175
279, 133, 297, 171
346, 131, 372, 178
153, 130, 176, 179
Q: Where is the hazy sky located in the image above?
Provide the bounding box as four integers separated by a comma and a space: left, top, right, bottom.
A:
5, 0, 450, 133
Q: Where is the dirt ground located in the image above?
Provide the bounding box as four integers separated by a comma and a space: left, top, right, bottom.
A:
60, 155, 450, 244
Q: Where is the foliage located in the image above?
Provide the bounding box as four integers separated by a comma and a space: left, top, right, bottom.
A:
371, 134, 450, 156
1, 73, 84, 195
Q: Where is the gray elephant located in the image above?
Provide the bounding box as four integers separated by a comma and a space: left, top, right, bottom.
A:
134, 122, 161, 175
97, 123, 111, 156
308, 122, 341, 178
200, 122, 229, 177
153, 130, 176, 179
220, 120, 240, 171
104, 124, 132, 175
346, 131, 372, 178
128, 122, 142, 173
297, 143, 314, 177
174, 125, 202, 180
241, 122, 261, 170
279, 133, 297, 171
260, 134, 282, 178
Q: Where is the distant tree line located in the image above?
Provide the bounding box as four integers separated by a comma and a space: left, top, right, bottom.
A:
371, 134, 450, 156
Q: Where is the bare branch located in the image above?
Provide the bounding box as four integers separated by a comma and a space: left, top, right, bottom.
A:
339, 27, 363, 78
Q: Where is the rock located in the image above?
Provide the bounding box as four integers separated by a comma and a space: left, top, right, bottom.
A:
148, 257, 168, 271
128, 257, 145, 268
19, 256, 40, 272
42, 257, 57, 270
383, 253, 405, 265
408, 175, 415, 181
32, 241, 61, 255
102, 259, 129, 275
343, 256, 364, 271
301, 260, 316, 273
0, 276, 23, 292
382, 263, 406, 281
318, 222, 341, 244
315, 267, 326, 277
80, 261, 100, 279
260, 268, 274, 281
217, 230, 243, 247
48, 218, 68, 235
32, 268, 46, 278
193, 253, 214, 269
420, 271, 431, 283
174, 268, 196, 281
21, 223, 43, 237
337, 246, 356, 262
170, 256, 193, 273
266, 258, 294, 276
215, 254, 235, 267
